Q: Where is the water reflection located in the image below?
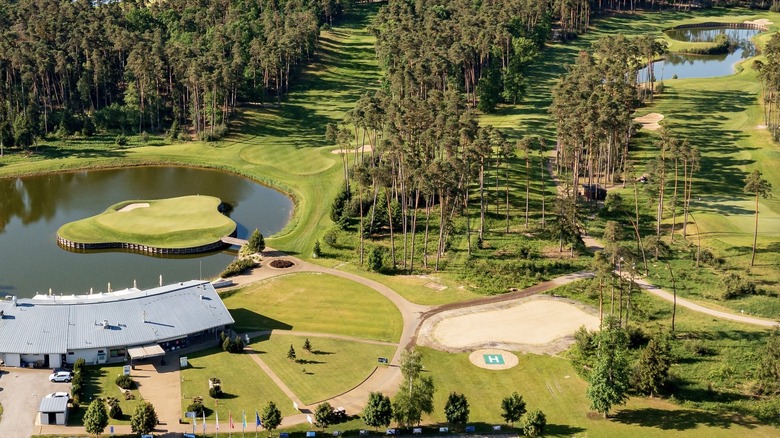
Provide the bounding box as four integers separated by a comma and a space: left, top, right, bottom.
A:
0, 167, 292, 296
639, 26, 761, 80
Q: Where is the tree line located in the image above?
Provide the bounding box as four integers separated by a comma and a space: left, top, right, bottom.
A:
0, 0, 350, 153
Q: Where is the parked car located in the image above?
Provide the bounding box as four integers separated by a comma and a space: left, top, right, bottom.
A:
48, 371, 72, 382
45, 392, 70, 400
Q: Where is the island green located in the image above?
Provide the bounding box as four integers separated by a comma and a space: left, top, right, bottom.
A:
57, 195, 235, 250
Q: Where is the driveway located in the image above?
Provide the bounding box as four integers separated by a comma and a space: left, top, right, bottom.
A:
0, 368, 68, 438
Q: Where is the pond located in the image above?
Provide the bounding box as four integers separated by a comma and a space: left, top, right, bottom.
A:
0, 167, 293, 297
639, 26, 762, 80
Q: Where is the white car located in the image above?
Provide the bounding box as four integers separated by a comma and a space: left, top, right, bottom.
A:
45, 392, 70, 399
48, 371, 72, 382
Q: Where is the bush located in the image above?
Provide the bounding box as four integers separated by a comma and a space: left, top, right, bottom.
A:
187, 401, 206, 417
222, 335, 244, 353
220, 258, 255, 277
209, 386, 223, 398
115, 374, 135, 390
109, 404, 122, 419
114, 134, 128, 146
313, 240, 322, 258
269, 259, 294, 268
367, 246, 386, 272
720, 273, 756, 300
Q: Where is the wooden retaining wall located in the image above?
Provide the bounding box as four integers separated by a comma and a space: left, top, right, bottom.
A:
57, 229, 238, 255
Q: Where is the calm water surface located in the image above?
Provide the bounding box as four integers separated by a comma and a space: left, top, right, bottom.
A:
0, 167, 293, 297
640, 27, 761, 80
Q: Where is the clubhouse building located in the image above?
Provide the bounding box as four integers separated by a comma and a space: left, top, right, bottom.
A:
0, 280, 234, 368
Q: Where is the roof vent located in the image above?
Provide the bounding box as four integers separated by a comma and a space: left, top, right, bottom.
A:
12, 296, 17, 307
102, 320, 109, 329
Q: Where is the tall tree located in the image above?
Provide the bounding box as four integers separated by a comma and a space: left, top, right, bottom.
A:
84, 398, 109, 436
444, 392, 470, 430
130, 401, 158, 435
586, 317, 630, 418
261, 401, 283, 433
633, 334, 673, 397
500, 391, 526, 427
362, 392, 393, 430
743, 170, 772, 266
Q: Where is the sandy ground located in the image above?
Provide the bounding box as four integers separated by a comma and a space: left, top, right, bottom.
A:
419, 296, 599, 355
634, 112, 664, 131
330, 145, 373, 154
744, 18, 773, 28
118, 202, 150, 212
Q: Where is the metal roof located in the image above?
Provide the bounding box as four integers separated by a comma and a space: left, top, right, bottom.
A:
39, 396, 68, 413
0, 280, 234, 355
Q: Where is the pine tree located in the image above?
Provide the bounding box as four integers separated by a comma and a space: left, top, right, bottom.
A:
633, 335, 673, 396
84, 398, 109, 436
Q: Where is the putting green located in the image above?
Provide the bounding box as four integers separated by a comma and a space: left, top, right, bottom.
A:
57, 195, 236, 250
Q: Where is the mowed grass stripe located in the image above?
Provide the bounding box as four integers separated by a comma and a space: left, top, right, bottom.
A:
180, 347, 298, 420
224, 272, 403, 343
251, 334, 396, 405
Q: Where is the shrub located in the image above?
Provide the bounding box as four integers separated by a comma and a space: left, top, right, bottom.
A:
114, 134, 128, 146
720, 273, 756, 300
209, 386, 223, 398
109, 404, 122, 419
220, 258, 255, 277
187, 401, 206, 416
115, 374, 135, 390
247, 229, 266, 253
313, 240, 322, 258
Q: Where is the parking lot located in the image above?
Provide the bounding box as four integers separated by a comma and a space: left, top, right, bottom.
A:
0, 368, 69, 438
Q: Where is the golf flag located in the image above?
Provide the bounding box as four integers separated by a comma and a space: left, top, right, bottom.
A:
256, 410, 262, 427
243, 410, 247, 430
230, 412, 235, 429
216, 412, 220, 430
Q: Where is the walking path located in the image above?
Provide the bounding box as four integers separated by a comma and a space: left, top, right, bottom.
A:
34, 224, 776, 436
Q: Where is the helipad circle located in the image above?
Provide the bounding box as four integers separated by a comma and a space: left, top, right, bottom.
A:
469, 349, 519, 370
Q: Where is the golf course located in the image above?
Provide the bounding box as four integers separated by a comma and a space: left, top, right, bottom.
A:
2, 1, 780, 437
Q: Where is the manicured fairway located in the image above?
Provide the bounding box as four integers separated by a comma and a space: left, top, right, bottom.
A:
250, 334, 396, 405
179, 347, 297, 421
224, 272, 403, 343
57, 195, 235, 248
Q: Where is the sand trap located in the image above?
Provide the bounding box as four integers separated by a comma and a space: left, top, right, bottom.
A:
744, 19, 773, 28
469, 349, 519, 370
118, 202, 150, 212
634, 113, 664, 131
418, 296, 599, 355
331, 145, 374, 154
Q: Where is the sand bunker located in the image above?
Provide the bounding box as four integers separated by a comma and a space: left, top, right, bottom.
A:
418, 296, 599, 355
118, 202, 150, 212
634, 113, 664, 131
331, 145, 374, 154
744, 19, 773, 28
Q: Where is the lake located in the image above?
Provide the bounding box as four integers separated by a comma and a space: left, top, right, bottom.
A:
640, 26, 762, 80
0, 167, 293, 297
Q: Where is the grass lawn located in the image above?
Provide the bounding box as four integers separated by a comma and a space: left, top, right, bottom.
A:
57, 195, 235, 248
250, 333, 396, 405
419, 347, 778, 437
180, 347, 297, 422
72, 364, 143, 426
223, 272, 403, 343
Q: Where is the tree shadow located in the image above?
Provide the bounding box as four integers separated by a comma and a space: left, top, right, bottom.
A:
229, 309, 293, 332
613, 407, 763, 431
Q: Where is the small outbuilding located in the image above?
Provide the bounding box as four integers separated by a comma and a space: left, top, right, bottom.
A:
39, 397, 69, 425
